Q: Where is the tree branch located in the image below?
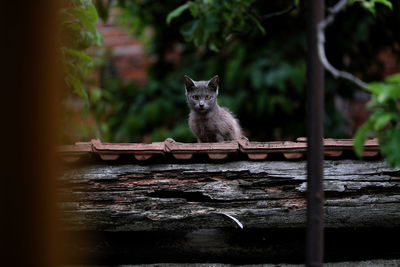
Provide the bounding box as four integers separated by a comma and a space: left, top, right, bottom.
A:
260, 3, 298, 21
317, 0, 368, 89
233, 2, 298, 36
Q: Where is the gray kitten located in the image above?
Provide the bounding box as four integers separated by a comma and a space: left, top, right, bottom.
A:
184, 75, 243, 142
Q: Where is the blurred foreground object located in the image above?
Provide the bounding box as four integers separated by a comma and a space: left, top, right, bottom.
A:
0, 1, 62, 266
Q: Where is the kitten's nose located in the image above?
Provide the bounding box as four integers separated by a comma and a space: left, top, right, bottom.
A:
199, 102, 204, 108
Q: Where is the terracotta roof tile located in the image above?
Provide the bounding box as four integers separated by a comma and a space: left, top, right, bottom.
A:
238, 139, 307, 160
91, 139, 165, 161
165, 138, 238, 160
58, 138, 380, 163
297, 137, 380, 157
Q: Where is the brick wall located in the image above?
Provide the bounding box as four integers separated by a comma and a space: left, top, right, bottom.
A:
335, 48, 400, 136
96, 9, 149, 86
377, 47, 400, 76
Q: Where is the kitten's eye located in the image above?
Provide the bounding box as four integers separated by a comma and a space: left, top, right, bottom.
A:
192, 95, 199, 100
205, 95, 212, 100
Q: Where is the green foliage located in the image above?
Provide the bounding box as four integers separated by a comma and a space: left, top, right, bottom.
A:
167, 0, 266, 51
91, 0, 310, 142
167, 3, 190, 24
381, 128, 400, 166
94, 0, 114, 22
60, 0, 102, 104
350, 0, 393, 15
348, 0, 400, 167
87, 75, 193, 143
71, 0, 398, 149
354, 73, 400, 167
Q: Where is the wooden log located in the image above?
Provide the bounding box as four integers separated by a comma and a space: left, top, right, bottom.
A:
58, 159, 400, 231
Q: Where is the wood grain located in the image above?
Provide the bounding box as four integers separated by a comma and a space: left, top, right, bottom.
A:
58, 160, 400, 231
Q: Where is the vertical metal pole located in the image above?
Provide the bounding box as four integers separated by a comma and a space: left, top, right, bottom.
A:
306, 0, 325, 266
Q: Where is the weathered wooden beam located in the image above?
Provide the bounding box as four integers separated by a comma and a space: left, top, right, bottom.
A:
58, 160, 400, 232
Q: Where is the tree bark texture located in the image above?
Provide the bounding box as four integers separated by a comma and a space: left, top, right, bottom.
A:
59, 159, 400, 232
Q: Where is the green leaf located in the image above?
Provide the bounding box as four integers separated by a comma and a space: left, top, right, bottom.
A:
381, 128, 400, 167
354, 121, 373, 157
166, 4, 189, 24
367, 82, 400, 103
209, 42, 219, 52
67, 4, 98, 32
94, 29, 104, 46
366, 82, 383, 95
61, 22, 92, 49
62, 47, 93, 65
377, 85, 400, 103
66, 74, 89, 106
385, 73, 400, 83
188, 3, 200, 17
204, 13, 218, 33
351, 0, 392, 15
72, 0, 92, 9
90, 88, 102, 104
94, 0, 113, 22
363, 1, 376, 16
374, 0, 393, 10
181, 20, 200, 41
249, 14, 266, 35
366, 97, 380, 109
373, 112, 395, 131
78, 29, 95, 49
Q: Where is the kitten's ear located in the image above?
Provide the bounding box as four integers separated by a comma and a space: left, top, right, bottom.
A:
184, 75, 195, 91
208, 75, 219, 91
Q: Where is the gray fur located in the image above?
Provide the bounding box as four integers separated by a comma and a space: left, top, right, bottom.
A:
184, 75, 243, 142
